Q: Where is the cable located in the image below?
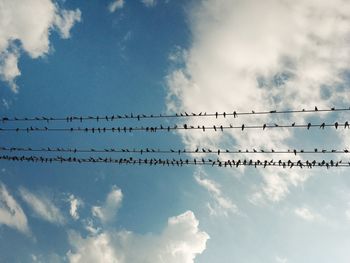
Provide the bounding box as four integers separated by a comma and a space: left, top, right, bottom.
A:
0, 106, 348, 123
1, 146, 349, 155
1, 121, 348, 133
0, 154, 347, 168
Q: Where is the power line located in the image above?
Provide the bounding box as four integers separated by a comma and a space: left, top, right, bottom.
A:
1, 121, 348, 133
1, 146, 349, 155
0, 154, 347, 168
0, 106, 348, 123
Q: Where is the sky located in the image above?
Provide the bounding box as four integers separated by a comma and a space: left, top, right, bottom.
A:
1, 0, 350, 262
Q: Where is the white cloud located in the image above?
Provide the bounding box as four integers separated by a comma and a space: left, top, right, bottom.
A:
141, 0, 156, 7
19, 187, 65, 225
166, 0, 350, 202
194, 169, 238, 216
92, 186, 123, 223
67, 211, 209, 263
0, 182, 30, 234
294, 206, 318, 221
68, 194, 82, 221
0, 0, 81, 92
109, 0, 124, 13
276, 256, 288, 263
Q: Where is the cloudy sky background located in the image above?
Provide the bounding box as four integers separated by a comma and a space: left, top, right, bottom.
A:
1, 0, 350, 262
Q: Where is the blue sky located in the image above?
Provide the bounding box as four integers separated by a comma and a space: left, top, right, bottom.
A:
1, 0, 350, 262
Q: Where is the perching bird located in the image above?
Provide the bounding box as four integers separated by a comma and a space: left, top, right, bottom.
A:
292, 122, 295, 127
335, 122, 339, 129
307, 123, 311, 130
233, 111, 237, 118
263, 124, 266, 130
320, 123, 325, 129
345, 121, 349, 129
315, 106, 318, 111
241, 124, 245, 131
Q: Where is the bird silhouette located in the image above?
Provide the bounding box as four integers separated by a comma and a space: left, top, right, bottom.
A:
335, 122, 339, 129
320, 123, 325, 129
241, 124, 245, 131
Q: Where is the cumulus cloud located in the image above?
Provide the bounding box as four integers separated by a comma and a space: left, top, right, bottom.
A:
0, 182, 30, 234
194, 169, 238, 216
92, 186, 123, 223
109, 0, 124, 13
19, 187, 65, 225
0, 0, 81, 92
166, 0, 350, 202
67, 211, 209, 263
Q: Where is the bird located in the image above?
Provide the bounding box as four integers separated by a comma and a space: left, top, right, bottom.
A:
233, 111, 237, 118
263, 124, 266, 130
320, 123, 325, 129
292, 122, 295, 127
335, 122, 339, 129
307, 123, 311, 130
241, 124, 245, 131
345, 121, 349, 129
315, 106, 318, 111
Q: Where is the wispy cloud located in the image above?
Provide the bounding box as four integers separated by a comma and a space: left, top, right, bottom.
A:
294, 206, 321, 222
92, 186, 123, 223
108, 0, 124, 13
0, 182, 30, 235
19, 187, 65, 225
68, 194, 83, 221
141, 0, 156, 7
194, 169, 238, 216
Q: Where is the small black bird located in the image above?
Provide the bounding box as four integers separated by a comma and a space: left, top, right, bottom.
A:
263, 124, 266, 130
335, 122, 339, 129
241, 124, 245, 131
315, 106, 318, 111
307, 123, 311, 130
320, 123, 325, 129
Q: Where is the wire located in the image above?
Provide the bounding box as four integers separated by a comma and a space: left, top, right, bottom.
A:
1, 121, 348, 133
1, 146, 349, 155
0, 154, 347, 168
0, 106, 347, 123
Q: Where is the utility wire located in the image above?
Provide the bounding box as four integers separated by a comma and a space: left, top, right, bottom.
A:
1, 121, 349, 133
0, 106, 348, 123
0, 154, 348, 168
1, 146, 350, 155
